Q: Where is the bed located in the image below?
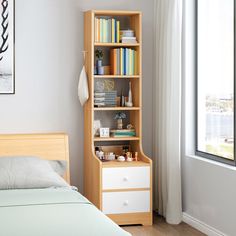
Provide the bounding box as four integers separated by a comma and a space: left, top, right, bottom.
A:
0, 133, 131, 236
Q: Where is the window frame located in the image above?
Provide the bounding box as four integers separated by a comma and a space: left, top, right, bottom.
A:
195, 0, 236, 166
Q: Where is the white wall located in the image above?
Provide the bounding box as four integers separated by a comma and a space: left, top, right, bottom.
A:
0, 0, 154, 192
183, 0, 236, 235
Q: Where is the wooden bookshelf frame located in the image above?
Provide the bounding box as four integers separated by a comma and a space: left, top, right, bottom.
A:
83, 10, 152, 226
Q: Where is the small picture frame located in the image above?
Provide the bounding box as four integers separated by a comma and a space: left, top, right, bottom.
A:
100, 128, 110, 138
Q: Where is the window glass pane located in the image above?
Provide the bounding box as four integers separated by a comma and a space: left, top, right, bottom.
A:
197, 0, 234, 160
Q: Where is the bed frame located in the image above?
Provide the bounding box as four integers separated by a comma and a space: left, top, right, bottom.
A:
0, 133, 70, 183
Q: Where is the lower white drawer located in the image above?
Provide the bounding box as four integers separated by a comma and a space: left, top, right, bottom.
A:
102, 191, 150, 214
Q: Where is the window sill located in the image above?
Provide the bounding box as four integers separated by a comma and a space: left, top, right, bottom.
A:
185, 154, 236, 171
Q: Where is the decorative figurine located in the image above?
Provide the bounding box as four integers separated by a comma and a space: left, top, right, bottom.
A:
125, 81, 133, 107
134, 152, 138, 161
114, 112, 127, 130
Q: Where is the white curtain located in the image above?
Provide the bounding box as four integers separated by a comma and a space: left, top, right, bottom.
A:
153, 0, 183, 224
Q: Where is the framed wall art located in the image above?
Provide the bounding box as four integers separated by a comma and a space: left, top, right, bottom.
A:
0, 0, 14, 94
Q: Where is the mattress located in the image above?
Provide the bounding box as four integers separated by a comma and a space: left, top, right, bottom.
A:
0, 188, 131, 236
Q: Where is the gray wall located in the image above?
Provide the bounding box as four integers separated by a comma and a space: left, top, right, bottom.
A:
0, 0, 154, 192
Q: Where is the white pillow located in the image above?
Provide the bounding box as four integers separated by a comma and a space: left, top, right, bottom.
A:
0, 157, 70, 190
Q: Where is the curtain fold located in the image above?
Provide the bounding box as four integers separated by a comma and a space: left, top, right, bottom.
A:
153, 0, 183, 224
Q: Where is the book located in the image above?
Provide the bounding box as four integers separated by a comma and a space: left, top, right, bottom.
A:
134, 50, 138, 75
116, 20, 120, 42
94, 18, 98, 42
121, 36, 137, 44
108, 19, 111, 42
111, 19, 115, 43
99, 18, 103, 42
129, 48, 132, 75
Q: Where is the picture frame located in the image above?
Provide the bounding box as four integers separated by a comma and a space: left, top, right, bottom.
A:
99, 128, 110, 138
0, 0, 15, 94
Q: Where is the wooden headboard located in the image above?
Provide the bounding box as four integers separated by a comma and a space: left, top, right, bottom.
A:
0, 133, 70, 183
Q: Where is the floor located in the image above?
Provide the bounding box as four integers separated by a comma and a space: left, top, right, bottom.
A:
122, 214, 205, 236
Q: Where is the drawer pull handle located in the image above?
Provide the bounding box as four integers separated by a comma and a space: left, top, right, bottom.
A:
123, 176, 128, 181
123, 200, 129, 206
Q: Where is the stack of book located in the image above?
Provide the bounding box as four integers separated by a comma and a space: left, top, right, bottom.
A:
110, 48, 138, 75
94, 91, 117, 107
120, 30, 137, 44
110, 129, 136, 137
94, 17, 120, 43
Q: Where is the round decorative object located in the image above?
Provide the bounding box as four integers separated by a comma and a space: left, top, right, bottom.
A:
95, 80, 104, 92
104, 79, 115, 91
117, 156, 125, 162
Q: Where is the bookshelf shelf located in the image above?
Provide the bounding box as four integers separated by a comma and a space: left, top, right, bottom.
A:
94, 75, 140, 79
102, 160, 149, 167
84, 10, 152, 226
94, 42, 140, 47
94, 136, 140, 142
93, 107, 140, 111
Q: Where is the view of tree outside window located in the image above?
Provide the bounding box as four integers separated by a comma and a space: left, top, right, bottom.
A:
197, 0, 234, 161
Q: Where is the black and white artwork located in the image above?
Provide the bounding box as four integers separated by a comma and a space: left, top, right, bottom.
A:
0, 0, 14, 94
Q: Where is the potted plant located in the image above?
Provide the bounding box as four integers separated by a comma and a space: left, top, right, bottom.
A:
95, 49, 103, 67
114, 112, 127, 130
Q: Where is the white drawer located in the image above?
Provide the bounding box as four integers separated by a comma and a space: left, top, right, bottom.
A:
102, 191, 150, 214
102, 166, 150, 190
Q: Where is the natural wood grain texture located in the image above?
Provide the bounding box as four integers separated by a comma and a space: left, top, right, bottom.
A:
94, 107, 140, 111
122, 214, 206, 236
83, 11, 102, 209
102, 160, 149, 167
94, 137, 140, 141
94, 42, 140, 47
93, 10, 141, 16
94, 75, 140, 79
109, 212, 152, 226
0, 133, 70, 183
84, 10, 152, 225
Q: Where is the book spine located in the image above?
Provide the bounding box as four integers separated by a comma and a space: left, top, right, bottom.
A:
120, 48, 123, 75
132, 49, 135, 75
114, 19, 117, 43
100, 18, 103, 42
117, 48, 120, 75
134, 50, 138, 75
103, 19, 106, 43
97, 18, 100, 42
129, 49, 132, 75
108, 19, 111, 43
111, 19, 115, 43
116, 20, 120, 43
114, 49, 117, 75
94, 17, 97, 42
125, 48, 129, 76
124, 48, 126, 75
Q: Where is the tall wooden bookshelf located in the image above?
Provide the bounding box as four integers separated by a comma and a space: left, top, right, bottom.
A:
83, 10, 152, 226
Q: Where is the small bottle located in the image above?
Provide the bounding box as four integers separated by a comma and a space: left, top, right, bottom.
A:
134, 152, 138, 161
120, 89, 125, 107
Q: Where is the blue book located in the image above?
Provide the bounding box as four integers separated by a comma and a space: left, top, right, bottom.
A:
124, 48, 126, 75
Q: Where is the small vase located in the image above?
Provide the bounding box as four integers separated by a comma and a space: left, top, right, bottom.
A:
97, 60, 102, 67
117, 118, 123, 130
98, 66, 104, 75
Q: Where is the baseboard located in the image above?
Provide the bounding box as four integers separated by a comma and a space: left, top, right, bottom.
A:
182, 212, 226, 236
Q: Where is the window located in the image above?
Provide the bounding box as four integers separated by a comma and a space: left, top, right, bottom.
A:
196, 0, 236, 165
